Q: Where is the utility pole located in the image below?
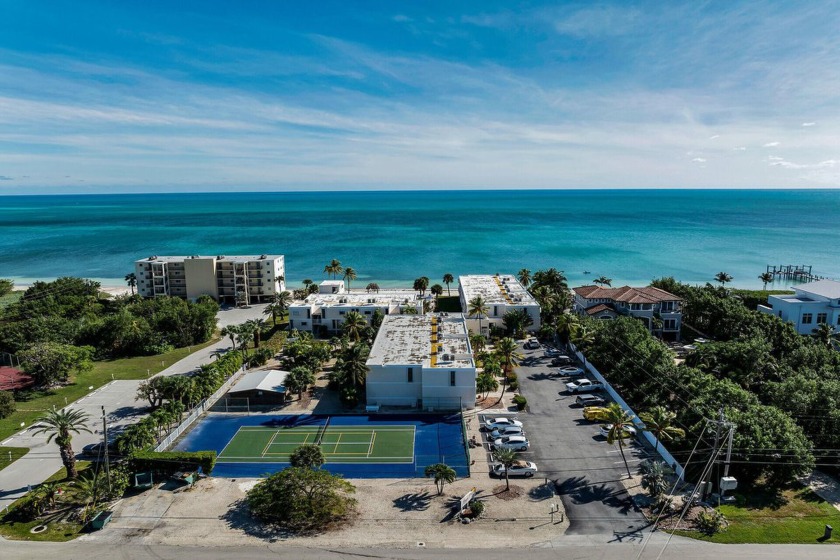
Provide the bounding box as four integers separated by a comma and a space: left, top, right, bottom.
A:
709, 407, 736, 503
102, 406, 111, 493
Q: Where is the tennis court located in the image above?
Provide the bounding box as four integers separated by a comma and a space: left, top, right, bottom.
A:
174, 413, 469, 478
219, 424, 415, 464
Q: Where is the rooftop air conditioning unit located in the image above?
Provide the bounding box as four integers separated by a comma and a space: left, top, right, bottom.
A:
259, 254, 267, 259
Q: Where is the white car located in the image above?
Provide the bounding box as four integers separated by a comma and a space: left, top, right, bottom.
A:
490, 426, 525, 439
524, 339, 541, 350
482, 417, 523, 431
599, 424, 637, 439
544, 347, 562, 357
491, 435, 530, 451
556, 366, 584, 376
492, 460, 538, 478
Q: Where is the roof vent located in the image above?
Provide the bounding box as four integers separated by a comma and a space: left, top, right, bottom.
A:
217, 255, 225, 260
260, 254, 267, 259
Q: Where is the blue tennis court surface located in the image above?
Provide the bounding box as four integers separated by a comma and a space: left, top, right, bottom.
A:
173, 413, 470, 478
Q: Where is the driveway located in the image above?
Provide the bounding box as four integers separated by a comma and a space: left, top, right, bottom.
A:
516, 342, 648, 536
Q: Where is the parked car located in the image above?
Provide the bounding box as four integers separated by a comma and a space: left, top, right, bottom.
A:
544, 347, 562, 358
550, 356, 573, 367
81, 442, 117, 458
566, 379, 604, 393
490, 426, 525, 439
582, 406, 610, 421
491, 460, 538, 478
556, 366, 584, 376
524, 338, 541, 350
491, 435, 530, 451
482, 417, 523, 431
599, 424, 637, 439
575, 394, 607, 407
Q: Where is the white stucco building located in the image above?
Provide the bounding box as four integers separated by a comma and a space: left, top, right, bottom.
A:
758, 279, 840, 335
573, 285, 683, 338
135, 254, 285, 304
458, 274, 541, 335
288, 280, 422, 335
365, 313, 476, 411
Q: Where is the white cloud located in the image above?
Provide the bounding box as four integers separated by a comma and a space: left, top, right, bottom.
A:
733, 146, 747, 151
692, 157, 707, 163
709, 134, 720, 139
763, 141, 780, 147
802, 122, 816, 127
392, 15, 411, 23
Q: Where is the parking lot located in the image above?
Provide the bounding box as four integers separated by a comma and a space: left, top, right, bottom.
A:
515, 341, 649, 536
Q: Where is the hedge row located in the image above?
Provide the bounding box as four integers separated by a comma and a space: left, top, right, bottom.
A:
130, 450, 217, 476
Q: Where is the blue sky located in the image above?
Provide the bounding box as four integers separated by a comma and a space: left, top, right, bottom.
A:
1, 1, 839, 193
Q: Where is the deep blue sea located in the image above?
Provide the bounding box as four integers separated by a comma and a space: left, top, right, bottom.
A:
1, 189, 838, 290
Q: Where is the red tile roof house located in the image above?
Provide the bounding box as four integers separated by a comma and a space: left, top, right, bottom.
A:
572, 285, 683, 340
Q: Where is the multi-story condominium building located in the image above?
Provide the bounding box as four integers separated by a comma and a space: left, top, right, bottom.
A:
288, 281, 421, 335
135, 254, 285, 305
758, 279, 840, 335
458, 274, 541, 335
365, 313, 476, 411
573, 285, 682, 338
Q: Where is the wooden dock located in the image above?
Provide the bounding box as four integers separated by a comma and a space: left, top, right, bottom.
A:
765, 264, 828, 283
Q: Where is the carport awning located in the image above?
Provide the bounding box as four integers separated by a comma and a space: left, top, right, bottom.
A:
228, 369, 288, 394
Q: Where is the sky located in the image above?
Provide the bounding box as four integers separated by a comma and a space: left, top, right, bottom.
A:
1, 1, 839, 194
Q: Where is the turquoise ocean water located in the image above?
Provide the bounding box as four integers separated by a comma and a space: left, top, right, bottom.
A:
1, 189, 838, 290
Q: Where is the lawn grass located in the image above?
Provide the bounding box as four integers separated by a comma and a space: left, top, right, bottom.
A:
672, 483, 840, 544
0, 461, 94, 542
0, 446, 29, 471
0, 337, 219, 442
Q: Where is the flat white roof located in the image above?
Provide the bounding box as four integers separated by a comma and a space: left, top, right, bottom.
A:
293, 289, 419, 307
136, 254, 283, 264
229, 369, 288, 394
367, 313, 474, 369
459, 274, 538, 306
795, 279, 840, 300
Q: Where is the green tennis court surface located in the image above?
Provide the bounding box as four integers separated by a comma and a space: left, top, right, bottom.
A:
218, 424, 416, 464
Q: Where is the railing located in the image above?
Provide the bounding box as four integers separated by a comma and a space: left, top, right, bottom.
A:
153, 366, 247, 452
569, 342, 686, 480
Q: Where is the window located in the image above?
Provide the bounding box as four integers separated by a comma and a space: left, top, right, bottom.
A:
802, 313, 813, 324
407, 368, 413, 383
817, 313, 827, 324
450, 371, 456, 386
292, 310, 300, 316
664, 319, 677, 330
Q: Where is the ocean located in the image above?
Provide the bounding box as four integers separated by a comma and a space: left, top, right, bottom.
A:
1, 189, 838, 290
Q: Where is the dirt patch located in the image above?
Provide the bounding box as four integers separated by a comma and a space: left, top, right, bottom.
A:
492, 484, 526, 500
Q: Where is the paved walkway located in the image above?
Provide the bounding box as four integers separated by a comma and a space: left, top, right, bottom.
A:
0, 305, 265, 512
801, 470, 840, 512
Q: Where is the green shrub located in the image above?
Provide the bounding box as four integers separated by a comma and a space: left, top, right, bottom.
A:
696, 508, 726, 534
467, 499, 485, 517
130, 450, 216, 476
508, 379, 519, 392
512, 394, 527, 410
0, 390, 15, 419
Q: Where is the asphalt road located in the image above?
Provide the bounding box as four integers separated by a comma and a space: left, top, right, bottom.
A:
516, 342, 649, 536
3, 540, 840, 560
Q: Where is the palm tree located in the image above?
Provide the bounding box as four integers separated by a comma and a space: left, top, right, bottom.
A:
494, 337, 522, 402
555, 313, 580, 347
343, 267, 357, 291
33, 408, 91, 479
302, 278, 314, 291
493, 448, 518, 491
639, 406, 685, 451
289, 444, 325, 469
413, 277, 429, 296
602, 403, 635, 478
342, 343, 370, 388
342, 311, 367, 343
443, 273, 454, 296
72, 473, 104, 522
594, 276, 612, 287
430, 284, 443, 300
469, 333, 486, 353
468, 295, 489, 335
124, 272, 137, 295
366, 282, 380, 293
235, 289, 248, 307
476, 372, 499, 399
264, 290, 292, 326
812, 323, 837, 349
424, 463, 457, 496
286, 367, 316, 399
714, 272, 733, 286
517, 268, 531, 288
246, 318, 265, 348
324, 259, 343, 279
220, 325, 239, 351
759, 272, 774, 290
639, 460, 668, 499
